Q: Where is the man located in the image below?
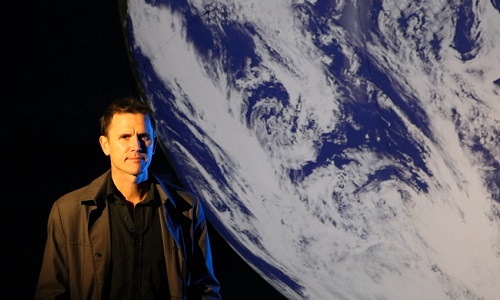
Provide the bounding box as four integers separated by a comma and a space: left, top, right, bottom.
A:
36, 97, 221, 299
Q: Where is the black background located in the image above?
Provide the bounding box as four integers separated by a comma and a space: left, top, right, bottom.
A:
3, 1, 286, 299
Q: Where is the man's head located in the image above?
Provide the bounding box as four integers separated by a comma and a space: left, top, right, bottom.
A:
99, 97, 156, 136
99, 97, 157, 181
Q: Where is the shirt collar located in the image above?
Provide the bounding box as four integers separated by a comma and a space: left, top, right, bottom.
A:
105, 172, 159, 206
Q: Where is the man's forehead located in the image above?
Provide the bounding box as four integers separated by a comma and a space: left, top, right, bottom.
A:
109, 113, 153, 130
110, 112, 149, 121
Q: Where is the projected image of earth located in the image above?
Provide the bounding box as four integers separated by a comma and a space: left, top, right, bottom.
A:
121, 0, 500, 298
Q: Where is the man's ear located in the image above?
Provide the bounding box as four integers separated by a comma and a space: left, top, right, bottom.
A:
99, 135, 110, 156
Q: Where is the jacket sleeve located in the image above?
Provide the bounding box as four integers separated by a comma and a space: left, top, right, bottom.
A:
187, 199, 222, 300
35, 202, 70, 300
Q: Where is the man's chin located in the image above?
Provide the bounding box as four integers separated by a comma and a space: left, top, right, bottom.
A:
112, 163, 150, 178
134, 168, 150, 177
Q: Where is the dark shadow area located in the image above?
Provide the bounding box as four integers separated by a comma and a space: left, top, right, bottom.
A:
2, 0, 287, 299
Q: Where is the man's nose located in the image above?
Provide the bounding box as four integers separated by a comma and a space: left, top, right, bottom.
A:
131, 134, 143, 151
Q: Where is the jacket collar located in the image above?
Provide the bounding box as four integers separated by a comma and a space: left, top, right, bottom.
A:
79, 171, 110, 208
152, 172, 193, 212
79, 170, 193, 212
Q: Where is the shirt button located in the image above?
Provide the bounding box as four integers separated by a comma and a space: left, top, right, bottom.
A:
124, 217, 128, 220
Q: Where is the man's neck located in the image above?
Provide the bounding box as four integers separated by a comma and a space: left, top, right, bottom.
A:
111, 171, 149, 206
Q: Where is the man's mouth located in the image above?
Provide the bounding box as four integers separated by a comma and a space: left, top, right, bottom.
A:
127, 157, 143, 162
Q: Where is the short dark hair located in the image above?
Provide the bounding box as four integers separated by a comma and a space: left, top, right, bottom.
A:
99, 97, 156, 136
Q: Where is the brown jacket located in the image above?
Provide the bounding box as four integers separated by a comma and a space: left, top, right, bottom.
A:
35, 171, 221, 299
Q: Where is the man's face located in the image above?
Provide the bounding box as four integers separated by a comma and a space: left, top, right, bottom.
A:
99, 113, 155, 179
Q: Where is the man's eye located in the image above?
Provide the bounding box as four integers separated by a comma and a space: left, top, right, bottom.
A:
139, 134, 151, 141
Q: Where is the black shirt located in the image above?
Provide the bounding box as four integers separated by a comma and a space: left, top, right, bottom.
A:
106, 176, 169, 300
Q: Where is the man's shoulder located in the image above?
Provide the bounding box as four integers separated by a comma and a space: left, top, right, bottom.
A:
152, 173, 197, 208
56, 171, 110, 205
